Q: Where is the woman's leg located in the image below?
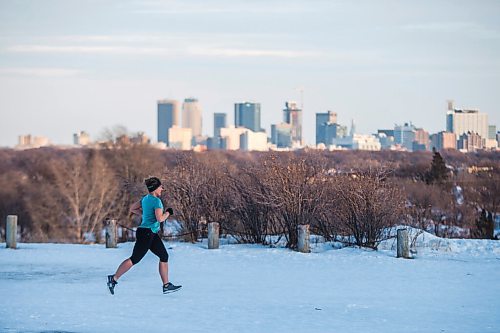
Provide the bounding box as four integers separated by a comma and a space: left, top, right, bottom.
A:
114, 228, 151, 281
114, 258, 133, 281
159, 261, 169, 285
150, 234, 170, 285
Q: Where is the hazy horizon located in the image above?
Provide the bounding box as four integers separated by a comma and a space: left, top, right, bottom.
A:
1, 0, 499, 147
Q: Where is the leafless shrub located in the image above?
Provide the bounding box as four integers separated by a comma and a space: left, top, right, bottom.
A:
333, 169, 406, 249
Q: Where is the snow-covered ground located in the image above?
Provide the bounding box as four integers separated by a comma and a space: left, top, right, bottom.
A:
1, 233, 500, 333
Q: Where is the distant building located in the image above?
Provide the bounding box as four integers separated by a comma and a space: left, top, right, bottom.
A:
214, 113, 227, 137
73, 131, 91, 146
131, 132, 150, 145
168, 125, 192, 150
446, 101, 488, 139
394, 122, 416, 151
220, 126, 248, 150
17, 135, 50, 149
413, 128, 430, 151
116, 135, 131, 146
207, 136, 227, 150
283, 101, 302, 146
316, 111, 337, 145
316, 110, 348, 147
488, 125, 497, 140
182, 98, 202, 138
430, 132, 457, 150
484, 138, 498, 150
240, 130, 268, 151
271, 123, 292, 148
378, 129, 395, 137
234, 102, 262, 132
157, 99, 179, 145
220, 126, 268, 151
458, 132, 483, 152
375, 132, 395, 149
330, 134, 381, 151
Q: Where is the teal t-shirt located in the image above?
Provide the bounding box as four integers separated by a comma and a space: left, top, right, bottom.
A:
139, 194, 163, 233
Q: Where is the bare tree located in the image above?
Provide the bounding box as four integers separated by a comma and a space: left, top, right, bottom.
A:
28, 150, 119, 243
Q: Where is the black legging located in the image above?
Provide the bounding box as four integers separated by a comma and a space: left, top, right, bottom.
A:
130, 227, 169, 264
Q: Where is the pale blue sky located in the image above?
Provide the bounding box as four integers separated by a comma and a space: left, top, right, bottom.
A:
1, 0, 499, 146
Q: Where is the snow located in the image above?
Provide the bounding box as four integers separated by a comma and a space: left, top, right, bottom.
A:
1, 234, 500, 333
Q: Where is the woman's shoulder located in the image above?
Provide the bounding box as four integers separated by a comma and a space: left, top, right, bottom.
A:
143, 194, 162, 203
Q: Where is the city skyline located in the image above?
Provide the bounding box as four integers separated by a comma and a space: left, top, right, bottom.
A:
1, 0, 499, 147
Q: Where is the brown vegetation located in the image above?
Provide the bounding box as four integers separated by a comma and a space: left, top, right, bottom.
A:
0, 147, 498, 246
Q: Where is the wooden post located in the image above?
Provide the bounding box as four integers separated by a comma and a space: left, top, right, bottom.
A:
397, 229, 410, 259
106, 219, 117, 248
208, 222, 219, 249
6, 215, 18, 249
297, 224, 310, 253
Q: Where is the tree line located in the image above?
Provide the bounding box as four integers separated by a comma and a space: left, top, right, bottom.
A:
0, 146, 498, 248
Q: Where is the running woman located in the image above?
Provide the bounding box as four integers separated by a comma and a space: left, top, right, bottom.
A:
107, 177, 181, 294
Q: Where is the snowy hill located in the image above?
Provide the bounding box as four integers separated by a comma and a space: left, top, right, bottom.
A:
1, 235, 499, 333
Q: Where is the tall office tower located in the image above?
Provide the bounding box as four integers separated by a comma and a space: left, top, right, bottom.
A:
214, 113, 227, 137
182, 98, 203, 137
316, 111, 341, 145
234, 102, 261, 132
157, 99, 179, 145
394, 122, 416, 151
283, 101, 302, 146
271, 123, 292, 148
446, 103, 488, 139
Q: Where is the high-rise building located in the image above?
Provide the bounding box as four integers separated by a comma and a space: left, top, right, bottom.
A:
157, 99, 179, 145
446, 103, 488, 139
283, 101, 302, 146
234, 102, 261, 132
182, 98, 203, 138
394, 122, 416, 151
214, 113, 227, 137
271, 123, 292, 148
430, 132, 457, 151
316, 111, 337, 145
458, 132, 483, 152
